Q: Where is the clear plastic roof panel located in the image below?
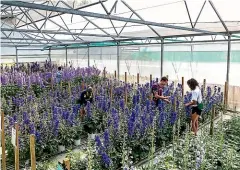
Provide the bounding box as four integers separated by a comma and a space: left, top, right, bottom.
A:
1, 0, 240, 47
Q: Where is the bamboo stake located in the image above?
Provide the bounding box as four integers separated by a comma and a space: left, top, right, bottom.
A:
125, 88, 128, 104
114, 70, 117, 79
210, 105, 215, 136
125, 72, 127, 84
150, 74, 153, 100
1, 111, 6, 170
15, 122, 19, 170
203, 79, 206, 96
63, 158, 70, 170
137, 73, 139, 84
103, 67, 106, 79
224, 82, 228, 108
182, 77, 184, 97
30, 135, 36, 170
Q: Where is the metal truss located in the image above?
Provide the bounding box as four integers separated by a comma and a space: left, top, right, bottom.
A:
1, 0, 240, 48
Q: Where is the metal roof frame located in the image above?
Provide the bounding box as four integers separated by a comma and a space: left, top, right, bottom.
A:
1, 0, 240, 48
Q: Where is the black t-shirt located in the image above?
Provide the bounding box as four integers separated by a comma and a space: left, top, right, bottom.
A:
77, 90, 93, 105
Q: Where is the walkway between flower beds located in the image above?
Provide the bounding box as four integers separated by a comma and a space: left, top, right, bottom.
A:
135, 112, 235, 169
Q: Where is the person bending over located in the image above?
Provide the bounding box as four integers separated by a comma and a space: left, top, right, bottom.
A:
185, 78, 203, 136
77, 86, 93, 106
152, 76, 170, 106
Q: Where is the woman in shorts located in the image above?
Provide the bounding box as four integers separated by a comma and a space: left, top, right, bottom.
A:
185, 78, 203, 136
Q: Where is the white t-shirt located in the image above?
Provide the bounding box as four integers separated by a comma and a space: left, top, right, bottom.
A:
191, 86, 202, 107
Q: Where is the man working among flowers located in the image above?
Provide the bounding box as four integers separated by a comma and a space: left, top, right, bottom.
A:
77, 86, 94, 119
78, 86, 93, 105
152, 76, 170, 106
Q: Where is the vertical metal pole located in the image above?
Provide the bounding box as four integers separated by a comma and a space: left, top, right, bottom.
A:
16, 47, 18, 68
225, 35, 231, 108
88, 45, 90, 67
65, 47, 68, 67
77, 48, 79, 66
48, 48, 51, 63
160, 39, 164, 77
226, 35, 231, 83
117, 42, 120, 80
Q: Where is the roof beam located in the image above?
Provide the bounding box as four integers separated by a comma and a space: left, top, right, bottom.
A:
1, 28, 138, 39
184, 0, 193, 28
209, 0, 229, 34
15, 0, 107, 28
0, 0, 229, 37
60, 1, 116, 40
45, 38, 240, 50
121, 0, 161, 38
0, 37, 81, 42
194, 0, 206, 28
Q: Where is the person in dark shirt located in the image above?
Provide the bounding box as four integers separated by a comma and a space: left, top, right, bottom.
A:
77, 86, 93, 106
77, 86, 93, 120
152, 76, 170, 106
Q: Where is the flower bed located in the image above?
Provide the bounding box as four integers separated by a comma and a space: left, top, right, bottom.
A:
140, 116, 240, 170
1, 63, 223, 168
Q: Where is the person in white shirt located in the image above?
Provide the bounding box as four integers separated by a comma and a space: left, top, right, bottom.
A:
185, 78, 203, 136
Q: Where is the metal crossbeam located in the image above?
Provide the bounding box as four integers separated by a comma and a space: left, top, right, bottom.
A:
60, 1, 116, 40
0, 0, 229, 37
194, 0, 206, 28
122, 0, 161, 38
15, 0, 107, 28
43, 38, 240, 50
184, 0, 193, 28
99, 0, 118, 36
1, 28, 140, 39
0, 37, 80, 42
1, 41, 50, 45
209, 0, 229, 34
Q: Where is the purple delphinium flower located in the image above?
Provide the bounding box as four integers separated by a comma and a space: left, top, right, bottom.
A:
95, 136, 103, 153
132, 95, 137, 105
103, 129, 110, 149
170, 111, 177, 125
95, 135, 112, 167
111, 108, 119, 134
35, 131, 41, 143
29, 123, 35, 134
86, 101, 92, 118
128, 109, 136, 137
101, 152, 111, 167
140, 108, 148, 136
119, 99, 125, 111
159, 111, 165, 129
23, 112, 30, 125
207, 86, 211, 98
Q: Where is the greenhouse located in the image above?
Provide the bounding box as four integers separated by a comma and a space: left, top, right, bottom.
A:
0, 0, 240, 169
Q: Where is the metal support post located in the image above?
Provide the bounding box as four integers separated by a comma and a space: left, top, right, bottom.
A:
117, 42, 120, 80
65, 47, 68, 67
160, 39, 164, 77
226, 35, 231, 83
87, 45, 90, 67
48, 48, 51, 63
16, 47, 19, 68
